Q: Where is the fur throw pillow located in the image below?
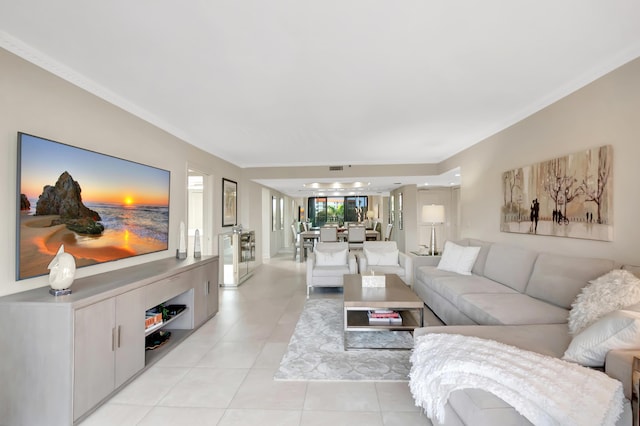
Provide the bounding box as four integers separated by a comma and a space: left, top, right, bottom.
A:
568, 269, 640, 336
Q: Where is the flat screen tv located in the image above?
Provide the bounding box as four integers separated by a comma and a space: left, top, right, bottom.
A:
16, 132, 170, 280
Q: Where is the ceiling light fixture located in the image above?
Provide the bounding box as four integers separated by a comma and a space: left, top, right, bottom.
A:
304, 181, 371, 190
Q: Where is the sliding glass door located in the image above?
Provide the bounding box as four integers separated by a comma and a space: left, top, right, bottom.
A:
308, 196, 368, 227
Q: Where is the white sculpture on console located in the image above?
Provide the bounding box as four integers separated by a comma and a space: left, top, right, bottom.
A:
48, 244, 76, 296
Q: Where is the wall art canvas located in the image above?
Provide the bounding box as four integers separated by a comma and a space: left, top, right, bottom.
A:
222, 178, 237, 227
17, 133, 170, 280
501, 145, 612, 241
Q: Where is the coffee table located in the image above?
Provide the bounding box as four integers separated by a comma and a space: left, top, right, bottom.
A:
343, 273, 424, 350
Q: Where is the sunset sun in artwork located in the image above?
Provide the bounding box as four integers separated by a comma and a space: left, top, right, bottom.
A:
124, 196, 134, 206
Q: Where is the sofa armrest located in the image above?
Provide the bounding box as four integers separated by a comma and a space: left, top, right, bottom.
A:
348, 253, 358, 274
399, 252, 413, 285
306, 252, 316, 285
358, 256, 368, 273
605, 349, 640, 400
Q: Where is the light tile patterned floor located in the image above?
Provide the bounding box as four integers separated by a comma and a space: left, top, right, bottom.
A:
80, 253, 432, 426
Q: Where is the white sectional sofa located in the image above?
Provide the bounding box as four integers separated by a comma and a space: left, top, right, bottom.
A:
411, 238, 640, 426
413, 239, 614, 326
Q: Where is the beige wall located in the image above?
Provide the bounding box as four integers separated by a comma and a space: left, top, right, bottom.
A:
442, 57, 640, 265
3, 44, 638, 296
0, 48, 250, 296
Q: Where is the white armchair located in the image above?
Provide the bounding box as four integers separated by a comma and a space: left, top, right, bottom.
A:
357, 241, 413, 285
306, 242, 357, 297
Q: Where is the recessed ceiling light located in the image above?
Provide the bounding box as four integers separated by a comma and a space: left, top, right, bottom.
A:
304, 181, 371, 190
454, 173, 461, 177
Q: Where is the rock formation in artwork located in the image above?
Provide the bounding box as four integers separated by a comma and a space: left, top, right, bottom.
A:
36, 171, 105, 235
20, 194, 30, 211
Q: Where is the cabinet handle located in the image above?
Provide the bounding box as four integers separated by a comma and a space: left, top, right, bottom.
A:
117, 325, 122, 348
206, 280, 210, 295
112, 327, 117, 352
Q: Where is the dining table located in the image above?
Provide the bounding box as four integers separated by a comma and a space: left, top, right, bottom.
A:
297, 228, 380, 262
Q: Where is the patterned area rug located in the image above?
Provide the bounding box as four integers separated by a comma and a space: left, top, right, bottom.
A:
274, 298, 414, 381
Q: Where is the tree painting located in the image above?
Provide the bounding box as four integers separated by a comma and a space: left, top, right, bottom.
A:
501, 145, 613, 241
580, 145, 611, 225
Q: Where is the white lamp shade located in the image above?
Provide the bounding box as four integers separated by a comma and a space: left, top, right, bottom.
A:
422, 204, 445, 224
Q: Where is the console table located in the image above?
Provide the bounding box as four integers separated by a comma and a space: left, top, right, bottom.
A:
0, 256, 218, 425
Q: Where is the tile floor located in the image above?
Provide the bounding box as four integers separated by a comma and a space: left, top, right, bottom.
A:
81, 253, 432, 426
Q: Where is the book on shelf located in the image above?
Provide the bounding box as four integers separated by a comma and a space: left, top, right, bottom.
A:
368, 309, 400, 318
367, 310, 402, 324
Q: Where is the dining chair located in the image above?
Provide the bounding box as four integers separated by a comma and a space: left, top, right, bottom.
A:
367, 221, 380, 240
319, 226, 338, 242
347, 225, 366, 250
384, 223, 393, 241
291, 223, 303, 260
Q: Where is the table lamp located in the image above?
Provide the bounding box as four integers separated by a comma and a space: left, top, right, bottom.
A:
422, 204, 445, 256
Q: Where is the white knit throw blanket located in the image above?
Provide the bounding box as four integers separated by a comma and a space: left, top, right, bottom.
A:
410, 333, 624, 426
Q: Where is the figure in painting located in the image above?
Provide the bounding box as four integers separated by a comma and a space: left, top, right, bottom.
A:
530, 198, 540, 234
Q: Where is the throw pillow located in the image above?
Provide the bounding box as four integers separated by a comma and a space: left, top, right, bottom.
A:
563, 310, 640, 367
568, 269, 640, 335
364, 248, 399, 266
315, 248, 348, 266
437, 241, 481, 276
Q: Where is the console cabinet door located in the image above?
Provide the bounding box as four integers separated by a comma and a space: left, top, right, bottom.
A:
73, 298, 116, 421
114, 287, 145, 387
74, 288, 146, 420
206, 258, 219, 318
192, 265, 208, 327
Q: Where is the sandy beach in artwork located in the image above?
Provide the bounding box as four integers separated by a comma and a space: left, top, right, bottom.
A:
19, 214, 167, 279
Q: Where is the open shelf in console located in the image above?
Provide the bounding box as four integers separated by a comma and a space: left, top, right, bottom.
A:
144, 328, 191, 366
144, 307, 189, 336
143, 287, 194, 365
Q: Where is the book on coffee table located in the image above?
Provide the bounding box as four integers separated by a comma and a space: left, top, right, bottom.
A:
368, 310, 402, 324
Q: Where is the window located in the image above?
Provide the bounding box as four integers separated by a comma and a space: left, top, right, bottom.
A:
307, 196, 368, 227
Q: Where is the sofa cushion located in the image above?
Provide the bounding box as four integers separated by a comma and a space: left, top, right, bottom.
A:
606, 349, 640, 400
414, 323, 571, 358
448, 388, 531, 426
526, 253, 615, 310
457, 293, 569, 325
415, 265, 460, 285
414, 284, 478, 325
483, 244, 538, 292
312, 264, 350, 277
567, 269, 640, 335
467, 239, 493, 276
315, 247, 348, 266
563, 310, 640, 367
365, 264, 406, 279
425, 271, 518, 306
364, 247, 399, 266
437, 241, 480, 276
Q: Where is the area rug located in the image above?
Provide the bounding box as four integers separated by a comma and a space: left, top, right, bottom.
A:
274, 298, 413, 381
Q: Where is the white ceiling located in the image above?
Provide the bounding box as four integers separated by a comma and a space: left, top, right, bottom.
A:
1, 1, 639, 196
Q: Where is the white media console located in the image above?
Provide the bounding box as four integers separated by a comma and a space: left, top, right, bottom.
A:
0, 255, 219, 425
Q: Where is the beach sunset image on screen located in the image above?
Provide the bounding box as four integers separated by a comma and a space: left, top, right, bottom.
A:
17, 133, 170, 280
